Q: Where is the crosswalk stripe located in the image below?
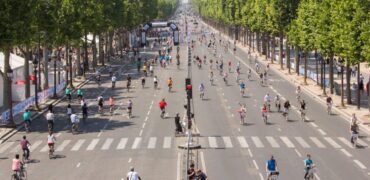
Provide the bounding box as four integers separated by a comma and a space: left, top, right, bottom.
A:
71, 139, 86, 151
295, 137, 310, 148
86, 139, 100, 151
116, 138, 128, 150
251, 136, 264, 148
309, 137, 326, 148
132, 137, 142, 149
266, 136, 279, 148
338, 137, 353, 148
208, 137, 218, 148
40, 145, 49, 152
148, 137, 157, 149
357, 138, 368, 147
163, 137, 171, 149
0, 142, 15, 153
280, 137, 295, 148
56, 140, 71, 151
324, 137, 341, 148
222, 136, 233, 148
30, 140, 42, 152
237, 136, 249, 148
101, 138, 114, 150
10, 144, 20, 153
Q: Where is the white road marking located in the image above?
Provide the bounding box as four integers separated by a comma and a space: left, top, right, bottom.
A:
222, 136, 233, 148
86, 139, 100, 151
163, 137, 171, 149
76, 162, 81, 168
294, 148, 302, 157
101, 138, 114, 150
338, 137, 353, 148
97, 131, 102, 137
340, 149, 353, 157
132, 137, 142, 149
177, 153, 181, 180
208, 137, 218, 148
324, 137, 341, 149
55, 132, 62, 137
0, 142, 14, 153
56, 140, 71, 151
309, 137, 326, 148
280, 136, 295, 148
310, 122, 318, 128
248, 149, 253, 157
29, 140, 42, 152
295, 137, 310, 148
253, 159, 259, 170
71, 139, 86, 151
266, 136, 280, 148
40, 145, 49, 152
128, 158, 132, 163
10, 144, 19, 153
317, 129, 327, 136
200, 151, 207, 174
259, 173, 264, 180
251, 136, 264, 148
145, 117, 148, 122
142, 122, 146, 128
358, 138, 368, 147
147, 137, 157, 149
354, 159, 367, 169
237, 136, 249, 148
147, 111, 150, 116
116, 138, 128, 150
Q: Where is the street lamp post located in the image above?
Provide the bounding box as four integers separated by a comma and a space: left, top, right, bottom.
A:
341, 63, 345, 107
32, 58, 40, 111
6, 69, 15, 127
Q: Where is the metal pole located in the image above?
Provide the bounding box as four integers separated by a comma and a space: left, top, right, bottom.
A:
8, 76, 15, 127
357, 63, 360, 109
34, 65, 40, 110
53, 56, 57, 98
341, 65, 345, 107
38, 33, 41, 92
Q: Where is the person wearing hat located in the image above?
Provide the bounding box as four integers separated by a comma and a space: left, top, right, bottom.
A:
127, 167, 141, 180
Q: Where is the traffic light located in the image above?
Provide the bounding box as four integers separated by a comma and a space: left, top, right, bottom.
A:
185, 78, 192, 99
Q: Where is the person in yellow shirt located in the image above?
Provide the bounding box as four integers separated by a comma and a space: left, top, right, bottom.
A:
167, 77, 173, 92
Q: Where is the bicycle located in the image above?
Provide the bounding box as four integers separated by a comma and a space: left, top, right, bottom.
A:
300, 109, 306, 122
200, 91, 205, 99
240, 112, 246, 125
71, 123, 79, 135
327, 103, 332, 115
127, 107, 132, 118
11, 164, 27, 180
48, 145, 54, 159
160, 108, 166, 119
24, 121, 30, 133
22, 149, 29, 164
304, 165, 316, 180
267, 171, 279, 180
262, 112, 268, 124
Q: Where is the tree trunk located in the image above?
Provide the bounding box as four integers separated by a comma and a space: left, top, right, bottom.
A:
105, 32, 109, 62
99, 33, 104, 66
357, 63, 361, 109
92, 33, 97, 71
256, 32, 260, 52
315, 50, 319, 85
279, 32, 284, 69
24, 47, 31, 98
286, 43, 291, 73
295, 46, 300, 75
346, 61, 352, 104
64, 45, 68, 88
2, 48, 11, 110
109, 30, 114, 57
42, 43, 49, 90
84, 31, 89, 73
76, 47, 81, 76
304, 51, 308, 85
270, 35, 275, 63
329, 54, 334, 94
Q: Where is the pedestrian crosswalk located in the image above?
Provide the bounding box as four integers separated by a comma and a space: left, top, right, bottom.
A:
0, 135, 368, 154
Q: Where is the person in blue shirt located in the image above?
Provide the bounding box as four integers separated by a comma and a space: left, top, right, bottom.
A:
23, 109, 31, 125
239, 81, 246, 96
304, 154, 313, 179
266, 155, 278, 178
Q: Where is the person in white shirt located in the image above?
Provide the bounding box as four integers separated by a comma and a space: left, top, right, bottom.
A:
46, 110, 55, 131
112, 75, 117, 88
127, 167, 142, 180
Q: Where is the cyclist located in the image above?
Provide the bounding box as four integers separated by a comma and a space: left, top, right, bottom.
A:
228, 60, 232, 72
127, 99, 133, 116
126, 74, 132, 91
143, 64, 148, 76
23, 109, 31, 131
109, 96, 115, 115
108, 66, 113, 77
70, 113, 79, 133
154, 76, 159, 89
326, 96, 333, 114
259, 73, 264, 85
300, 100, 306, 121
304, 154, 314, 179
97, 95, 104, 113
350, 119, 359, 147
126, 167, 142, 180
46, 110, 55, 131
199, 83, 205, 99
236, 61, 241, 73
47, 131, 56, 156
167, 77, 173, 92
12, 154, 23, 177
266, 155, 279, 179
96, 70, 101, 84
274, 95, 281, 112
77, 88, 83, 100
283, 100, 291, 120
238, 104, 247, 124
239, 81, 246, 97
223, 72, 228, 84
262, 104, 268, 124
67, 104, 72, 125
82, 103, 88, 122
149, 64, 154, 75
209, 71, 214, 85
141, 77, 146, 88
111, 74, 117, 88
247, 68, 252, 80
255, 62, 260, 73
65, 87, 72, 101
20, 136, 31, 162
264, 93, 271, 111
159, 98, 167, 118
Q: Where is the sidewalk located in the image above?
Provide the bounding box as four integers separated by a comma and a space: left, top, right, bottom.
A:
201, 21, 370, 133
0, 64, 108, 143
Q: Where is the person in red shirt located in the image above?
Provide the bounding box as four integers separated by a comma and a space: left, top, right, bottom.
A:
20, 136, 31, 161
159, 98, 167, 110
